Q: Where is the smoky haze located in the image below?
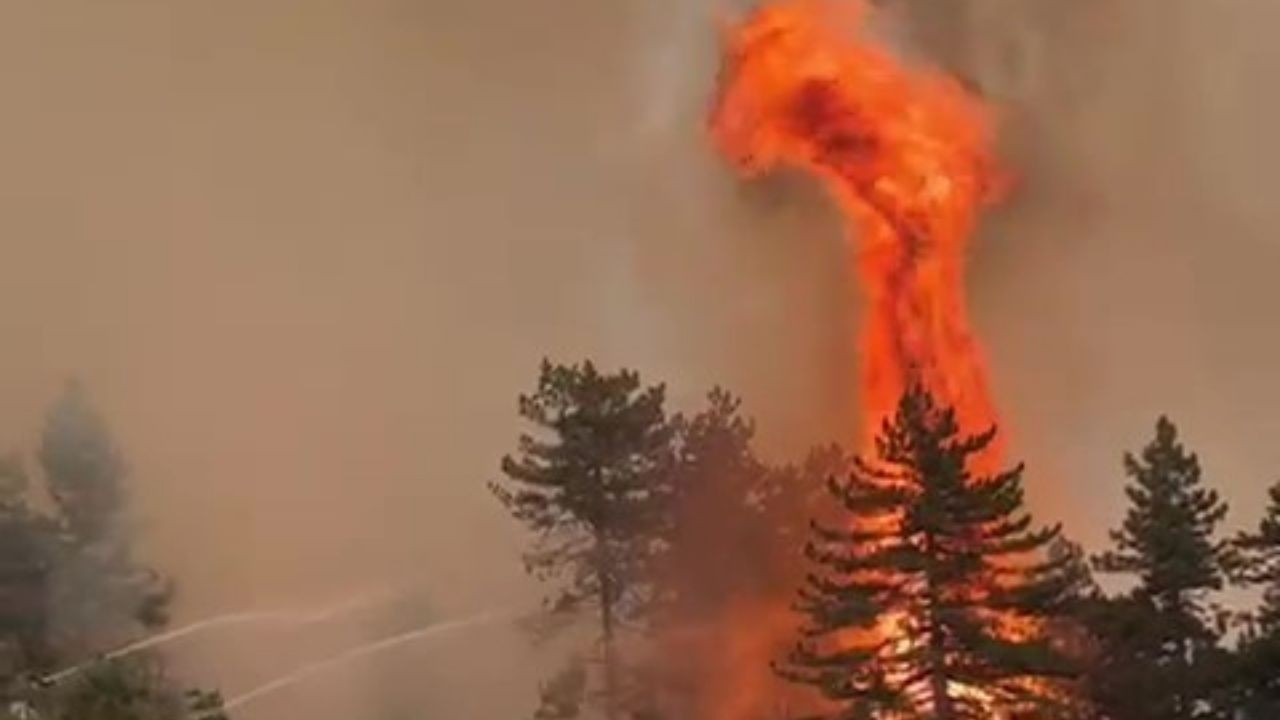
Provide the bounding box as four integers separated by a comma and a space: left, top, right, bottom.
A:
0, 0, 1276, 718
918, 0, 1280, 551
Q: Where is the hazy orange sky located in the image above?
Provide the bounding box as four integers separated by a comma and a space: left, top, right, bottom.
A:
2, 1, 1279, 717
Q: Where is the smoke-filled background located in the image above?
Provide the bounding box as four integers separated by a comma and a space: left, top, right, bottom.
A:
0, 0, 1277, 717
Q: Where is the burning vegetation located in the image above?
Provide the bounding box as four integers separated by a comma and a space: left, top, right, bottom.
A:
489, 361, 1279, 720
1, 2, 1280, 720
486, 2, 1280, 720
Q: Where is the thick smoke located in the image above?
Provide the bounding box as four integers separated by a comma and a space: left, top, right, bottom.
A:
0, 0, 1277, 718
894, 0, 1280, 551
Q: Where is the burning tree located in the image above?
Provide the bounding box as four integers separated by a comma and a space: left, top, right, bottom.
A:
652, 389, 833, 719
708, 3, 1030, 711
660, 389, 771, 624
777, 386, 1079, 720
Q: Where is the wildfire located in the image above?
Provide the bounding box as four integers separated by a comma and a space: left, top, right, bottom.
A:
711, 0, 1005, 455
707, 1, 1010, 717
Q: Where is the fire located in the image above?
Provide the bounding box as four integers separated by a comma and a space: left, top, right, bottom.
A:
707, 1, 1009, 717
710, 0, 1005, 454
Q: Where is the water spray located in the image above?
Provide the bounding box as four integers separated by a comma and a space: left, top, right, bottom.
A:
41, 588, 398, 685
208, 607, 513, 715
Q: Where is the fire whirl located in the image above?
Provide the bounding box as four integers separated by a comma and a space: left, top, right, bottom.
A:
711, 0, 1005, 455
708, 1, 1009, 717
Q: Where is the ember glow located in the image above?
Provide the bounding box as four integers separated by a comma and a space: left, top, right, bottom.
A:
711, 0, 1005, 456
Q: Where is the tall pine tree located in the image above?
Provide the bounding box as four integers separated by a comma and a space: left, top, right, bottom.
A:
1093, 417, 1229, 616
1087, 416, 1232, 720
491, 360, 673, 720
778, 386, 1078, 720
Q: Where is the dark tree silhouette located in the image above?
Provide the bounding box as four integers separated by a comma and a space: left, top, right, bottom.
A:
0, 457, 56, 678
1232, 481, 1280, 631
1093, 417, 1229, 615
492, 360, 674, 720
1085, 416, 1233, 720
1226, 481, 1280, 717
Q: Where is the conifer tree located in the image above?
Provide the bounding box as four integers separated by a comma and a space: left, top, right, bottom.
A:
0, 457, 55, 679
660, 388, 771, 621
1086, 416, 1232, 720
25, 384, 218, 720
1227, 481, 1280, 717
1233, 481, 1280, 632
1093, 417, 1229, 616
778, 386, 1078, 720
653, 389, 818, 718
39, 382, 171, 655
660, 390, 840, 622
491, 360, 674, 720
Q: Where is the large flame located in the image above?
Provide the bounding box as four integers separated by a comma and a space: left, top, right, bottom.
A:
711, 0, 1004, 452
707, 1, 1008, 717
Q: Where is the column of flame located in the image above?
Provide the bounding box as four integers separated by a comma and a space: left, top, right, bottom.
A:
711, 0, 1004, 452
706, 1, 1008, 717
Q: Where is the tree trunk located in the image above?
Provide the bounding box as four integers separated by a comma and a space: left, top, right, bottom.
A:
929, 639, 954, 720
597, 528, 620, 720
925, 532, 954, 720
601, 581, 620, 720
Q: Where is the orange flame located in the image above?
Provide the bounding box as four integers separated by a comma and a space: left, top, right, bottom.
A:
706, 2, 1009, 717
711, 0, 1005, 453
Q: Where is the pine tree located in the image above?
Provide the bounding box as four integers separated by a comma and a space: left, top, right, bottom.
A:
778, 386, 1078, 720
661, 388, 772, 621
1093, 416, 1229, 616
39, 382, 171, 656
1233, 481, 1280, 632
1086, 416, 1232, 720
1227, 481, 1280, 717
41, 383, 126, 548
26, 384, 219, 720
652, 389, 816, 718
0, 457, 56, 678
0, 385, 225, 720
491, 360, 674, 720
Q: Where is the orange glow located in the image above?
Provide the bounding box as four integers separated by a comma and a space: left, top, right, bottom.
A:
711, 0, 1005, 457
